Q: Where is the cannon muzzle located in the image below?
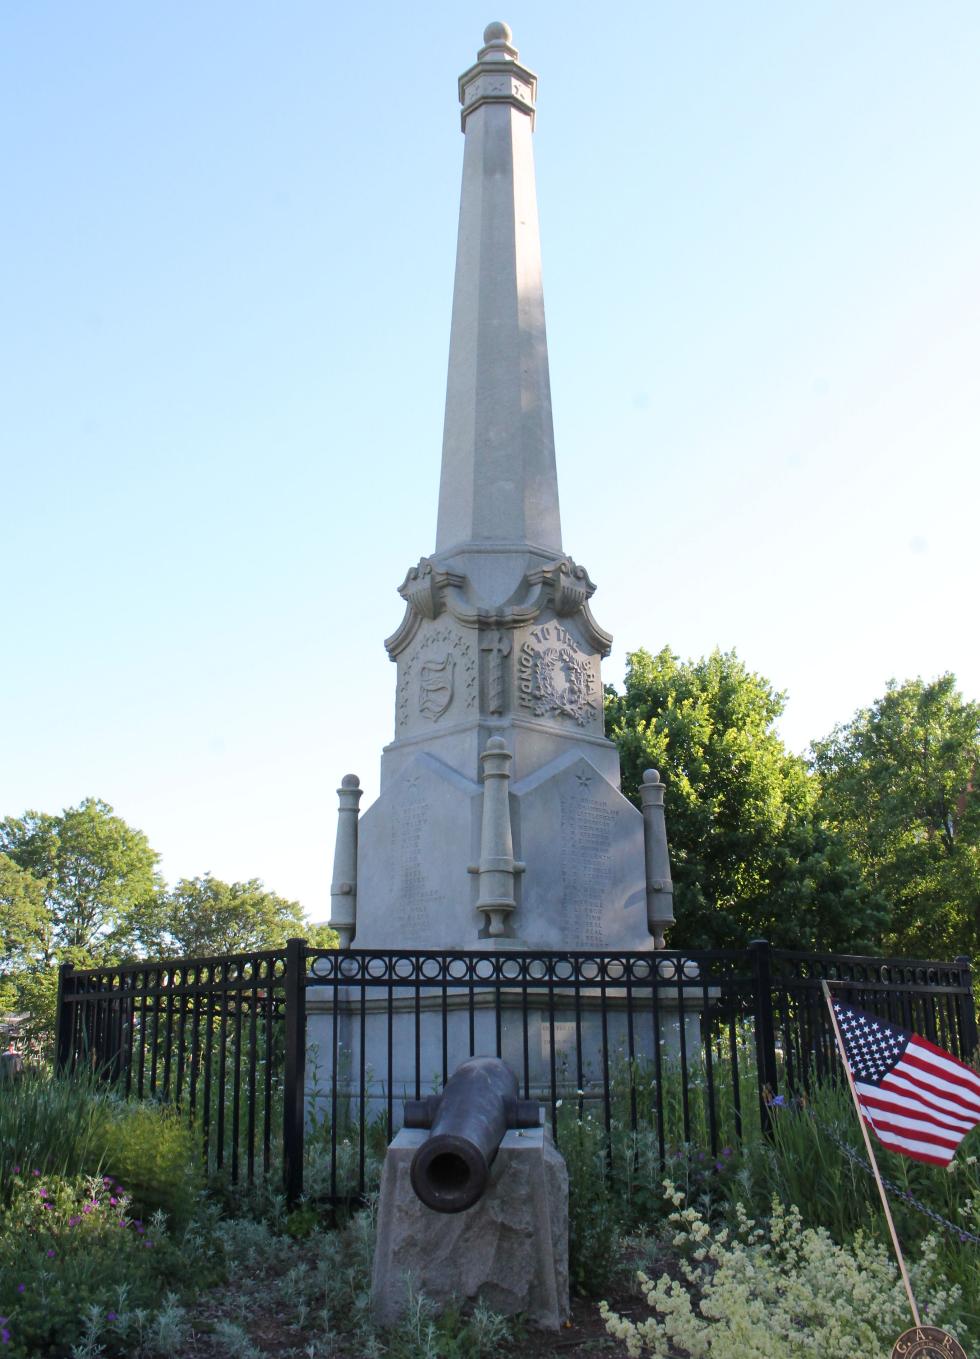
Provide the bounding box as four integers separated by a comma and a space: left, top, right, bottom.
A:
405, 1057, 539, 1213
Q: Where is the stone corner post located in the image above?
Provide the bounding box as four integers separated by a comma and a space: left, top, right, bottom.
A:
473, 736, 524, 938
640, 769, 675, 948
329, 774, 362, 948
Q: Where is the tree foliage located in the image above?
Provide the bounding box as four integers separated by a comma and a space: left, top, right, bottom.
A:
811, 674, 980, 959
605, 647, 885, 951
0, 799, 336, 1045
135, 873, 337, 958
0, 799, 160, 967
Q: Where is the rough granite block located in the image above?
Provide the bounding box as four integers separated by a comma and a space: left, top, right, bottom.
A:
371, 1125, 569, 1331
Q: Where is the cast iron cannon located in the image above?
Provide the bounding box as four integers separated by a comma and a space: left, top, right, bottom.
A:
404, 1056, 540, 1213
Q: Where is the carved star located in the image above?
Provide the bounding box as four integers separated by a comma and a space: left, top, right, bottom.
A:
575, 772, 593, 789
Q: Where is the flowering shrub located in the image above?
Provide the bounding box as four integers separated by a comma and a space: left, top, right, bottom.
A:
600, 1184, 969, 1358
0, 1168, 217, 1357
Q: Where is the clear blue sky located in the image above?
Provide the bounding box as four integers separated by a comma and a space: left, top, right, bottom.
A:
3, 2, 978, 923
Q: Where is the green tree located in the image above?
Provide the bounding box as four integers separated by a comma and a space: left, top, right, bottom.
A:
136, 873, 337, 958
811, 674, 980, 959
605, 647, 885, 951
0, 798, 161, 967
0, 853, 53, 1033
0, 799, 162, 1043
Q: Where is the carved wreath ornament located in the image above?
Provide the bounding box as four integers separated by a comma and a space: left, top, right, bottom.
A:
518, 634, 597, 726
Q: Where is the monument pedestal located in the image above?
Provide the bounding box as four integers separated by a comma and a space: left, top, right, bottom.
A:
371, 1124, 569, 1331
306, 973, 710, 1128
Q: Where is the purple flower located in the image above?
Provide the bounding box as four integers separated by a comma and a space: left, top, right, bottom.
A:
109, 1197, 117, 1206
770, 1095, 786, 1107
0, 1325, 9, 1345
715, 1161, 724, 1171
43, 1203, 53, 1210
16, 1286, 24, 1296
12, 1166, 19, 1174
82, 1204, 93, 1214
135, 1222, 144, 1233
68, 1216, 80, 1227
119, 1219, 126, 1227
107, 1312, 117, 1322
722, 1148, 732, 1157
31, 1170, 40, 1178
46, 1249, 55, 1258
145, 1240, 154, 1249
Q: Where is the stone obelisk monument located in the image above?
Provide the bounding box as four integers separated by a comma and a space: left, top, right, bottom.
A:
331, 23, 673, 954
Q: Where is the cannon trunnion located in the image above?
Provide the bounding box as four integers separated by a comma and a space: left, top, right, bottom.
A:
404, 1057, 540, 1213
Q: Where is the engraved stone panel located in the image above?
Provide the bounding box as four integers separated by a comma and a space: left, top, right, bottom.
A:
515, 622, 601, 731
353, 753, 481, 950
513, 755, 650, 951
396, 623, 477, 736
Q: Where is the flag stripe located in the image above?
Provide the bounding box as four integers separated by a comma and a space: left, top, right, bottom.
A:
878, 1073, 979, 1128
914, 1034, 980, 1088
901, 1049, 980, 1110
866, 1121, 954, 1165
861, 1103, 961, 1148
858, 1083, 975, 1134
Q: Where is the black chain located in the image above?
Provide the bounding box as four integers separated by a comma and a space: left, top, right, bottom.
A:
808, 1112, 980, 1247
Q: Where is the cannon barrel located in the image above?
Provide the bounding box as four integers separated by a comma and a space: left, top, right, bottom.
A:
405, 1057, 539, 1213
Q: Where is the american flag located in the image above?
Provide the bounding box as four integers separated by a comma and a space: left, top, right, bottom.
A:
831, 998, 980, 1166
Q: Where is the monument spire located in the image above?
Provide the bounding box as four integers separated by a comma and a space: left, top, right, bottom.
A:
436, 22, 561, 557
338, 25, 673, 956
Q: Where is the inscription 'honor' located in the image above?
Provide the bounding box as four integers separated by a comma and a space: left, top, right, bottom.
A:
518, 625, 597, 726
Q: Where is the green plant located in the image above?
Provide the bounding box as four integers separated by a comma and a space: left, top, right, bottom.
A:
0, 1070, 202, 1229
0, 1170, 217, 1358
558, 1108, 620, 1295
730, 1079, 980, 1341
0, 1070, 113, 1204
601, 1186, 969, 1358
99, 1100, 201, 1228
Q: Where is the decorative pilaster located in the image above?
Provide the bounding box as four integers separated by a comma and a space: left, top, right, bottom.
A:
640, 769, 675, 948
472, 737, 524, 937
329, 774, 362, 948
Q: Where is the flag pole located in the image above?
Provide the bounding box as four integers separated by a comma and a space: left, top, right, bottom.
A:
820, 979, 921, 1327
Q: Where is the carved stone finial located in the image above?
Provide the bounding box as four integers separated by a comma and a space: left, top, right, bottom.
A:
643, 769, 660, 785
483, 20, 512, 45
341, 773, 361, 789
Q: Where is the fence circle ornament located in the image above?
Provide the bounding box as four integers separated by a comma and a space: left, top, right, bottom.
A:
890, 1326, 967, 1359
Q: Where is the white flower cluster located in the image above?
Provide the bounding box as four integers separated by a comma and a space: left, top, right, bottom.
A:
599, 1184, 964, 1358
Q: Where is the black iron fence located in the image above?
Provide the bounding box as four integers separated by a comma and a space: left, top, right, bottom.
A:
55, 940, 978, 1204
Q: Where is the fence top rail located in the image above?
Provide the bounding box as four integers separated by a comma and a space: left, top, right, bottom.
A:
304, 948, 757, 987
65, 947, 289, 984
773, 946, 969, 970
59, 942, 973, 996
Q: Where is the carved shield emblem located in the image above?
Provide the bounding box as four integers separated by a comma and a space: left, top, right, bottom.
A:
418, 653, 455, 720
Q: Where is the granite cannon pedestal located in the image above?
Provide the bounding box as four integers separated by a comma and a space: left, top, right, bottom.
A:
371, 1122, 569, 1331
